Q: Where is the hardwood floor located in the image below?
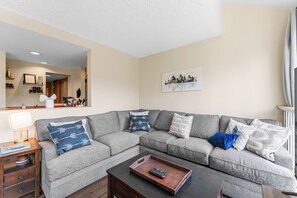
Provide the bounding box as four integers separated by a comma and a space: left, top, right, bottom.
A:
24, 177, 108, 198
67, 177, 108, 198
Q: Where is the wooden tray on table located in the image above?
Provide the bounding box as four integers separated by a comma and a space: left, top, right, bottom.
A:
129, 154, 192, 195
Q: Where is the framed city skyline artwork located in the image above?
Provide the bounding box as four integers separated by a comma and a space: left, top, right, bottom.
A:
162, 68, 202, 92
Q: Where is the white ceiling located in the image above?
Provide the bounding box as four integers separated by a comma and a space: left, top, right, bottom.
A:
0, 0, 295, 58
0, 22, 88, 67
0, 0, 222, 58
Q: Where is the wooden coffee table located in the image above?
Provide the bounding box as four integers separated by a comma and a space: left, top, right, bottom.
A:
262, 185, 297, 198
107, 152, 224, 198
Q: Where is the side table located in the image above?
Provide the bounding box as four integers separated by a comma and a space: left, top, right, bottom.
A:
0, 138, 41, 198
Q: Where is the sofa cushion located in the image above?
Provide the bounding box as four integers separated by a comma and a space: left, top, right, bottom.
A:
209, 147, 296, 191
167, 137, 214, 165
117, 110, 139, 131
39, 141, 58, 162
186, 113, 219, 139
139, 109, 161, 127
122, 128, 155, 136
274, 147, 294, 171
35, 116, 93, 141
219, 115, 281, 132
88, 111, 120, 139
46, 141, 110, 181
95, 131, 139, 155
131, 131, 148, 136
140, 131, 177, 152
154, 110, 186, 131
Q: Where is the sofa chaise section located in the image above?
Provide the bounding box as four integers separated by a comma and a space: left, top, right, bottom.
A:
37, 111, 141, 198
209, 147, 296, 192
41, 145, 139, 198
45, 141, 110, 182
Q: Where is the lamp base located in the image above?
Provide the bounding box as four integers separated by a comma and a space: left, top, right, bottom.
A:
13, 129, 28, 143
14, 139, 25, 143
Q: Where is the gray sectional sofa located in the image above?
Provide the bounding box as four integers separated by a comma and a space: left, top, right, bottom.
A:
35, 110, 297, 198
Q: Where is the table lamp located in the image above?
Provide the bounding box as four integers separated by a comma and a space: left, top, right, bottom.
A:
8, 111, 33, 143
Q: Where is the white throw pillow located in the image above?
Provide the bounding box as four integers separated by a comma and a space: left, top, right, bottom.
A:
168, 113, 193, 139
246, 119, 292, 161
50, 119, 92, 140
225, 119, 255, 151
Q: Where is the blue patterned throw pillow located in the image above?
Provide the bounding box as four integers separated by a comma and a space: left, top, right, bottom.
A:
47, 120, 91, 155
208, 132, 239, 150
130, 115, 149, 132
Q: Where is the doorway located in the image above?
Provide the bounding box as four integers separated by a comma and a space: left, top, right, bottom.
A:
46, 73, 68, 103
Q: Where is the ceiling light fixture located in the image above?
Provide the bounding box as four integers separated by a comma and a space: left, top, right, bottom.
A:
30, 51, 41, 56
41, 61, 48, 65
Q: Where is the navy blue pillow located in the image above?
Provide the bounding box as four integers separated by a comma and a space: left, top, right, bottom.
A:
208, 132, 239, 150
130, 115, 149, 132
47, 121, 91, 155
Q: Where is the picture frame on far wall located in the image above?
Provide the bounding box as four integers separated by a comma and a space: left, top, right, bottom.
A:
162, 68, 202, 93
23, 73, 36, 84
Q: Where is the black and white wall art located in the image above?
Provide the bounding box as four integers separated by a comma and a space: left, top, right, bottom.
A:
162, 68, 202, 92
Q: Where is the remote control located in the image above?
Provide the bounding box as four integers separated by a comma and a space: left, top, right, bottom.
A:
149, 168, 167, 179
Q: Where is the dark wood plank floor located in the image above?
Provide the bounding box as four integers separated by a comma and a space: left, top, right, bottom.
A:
24, 177, 108, 198
67, 177, 108, 198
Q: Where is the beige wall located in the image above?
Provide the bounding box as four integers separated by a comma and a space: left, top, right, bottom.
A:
0, 8, 139, 142
6, 59, 83, 107
0, 5, 289, 143
139, 6, 289, 120
0, 51, 5, 109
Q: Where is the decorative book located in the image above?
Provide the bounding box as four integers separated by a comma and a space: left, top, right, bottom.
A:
0, 141, 31, 155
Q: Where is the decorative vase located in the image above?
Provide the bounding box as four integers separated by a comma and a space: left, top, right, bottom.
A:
46, 99, 54, 108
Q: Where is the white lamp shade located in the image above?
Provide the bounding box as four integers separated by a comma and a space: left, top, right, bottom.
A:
8, 111, 33, 130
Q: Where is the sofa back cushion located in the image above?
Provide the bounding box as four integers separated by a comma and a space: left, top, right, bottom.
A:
154, 110, 186, 131
35, 116, 93, 141
88, 111, 120, 138
139, 109, 160, 127
187, 113, 219, 139
219, 115, 281, 132
117, 110, 139, 131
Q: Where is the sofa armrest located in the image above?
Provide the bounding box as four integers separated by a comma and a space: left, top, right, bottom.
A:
274, 147, 293, 172
39, 141, 58, 163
